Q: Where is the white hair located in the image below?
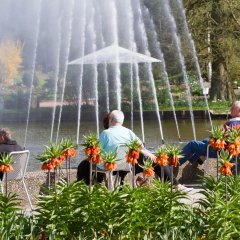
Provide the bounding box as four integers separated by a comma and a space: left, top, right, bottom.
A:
110, 110, 124, 124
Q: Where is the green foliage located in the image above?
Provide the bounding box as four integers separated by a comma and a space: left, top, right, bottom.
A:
3, 177, 240, 239
82, 133, 100, 148
59, 138, 78, 152
32, 180, 203, 239
0, 193, 32, 239
36, 142, 63, 163
0, 153, 13, 166
197, 176, 240, 239
183, 0, 240, 100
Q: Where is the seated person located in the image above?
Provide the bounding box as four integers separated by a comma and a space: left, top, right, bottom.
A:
179, 101, 240, 166
0, 128, 23, 180
78, 110, 192, 192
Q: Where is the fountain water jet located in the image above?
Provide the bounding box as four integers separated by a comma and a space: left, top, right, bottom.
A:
0, 0, 213, 165
55, 0, 75, 142
23, 0, 42, 148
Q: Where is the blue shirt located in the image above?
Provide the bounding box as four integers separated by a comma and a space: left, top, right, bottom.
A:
97, 125, 141, 169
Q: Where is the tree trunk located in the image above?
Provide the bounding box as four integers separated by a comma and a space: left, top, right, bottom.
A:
209, 57, 232, 101
208, 0, 234, 101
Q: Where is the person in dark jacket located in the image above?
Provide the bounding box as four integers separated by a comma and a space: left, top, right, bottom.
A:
0, 128, 23, 180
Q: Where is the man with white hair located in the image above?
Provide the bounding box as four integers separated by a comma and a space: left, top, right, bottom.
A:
77, 110, 191, 191
98, 110, 156, 166
97, 110, 192, 191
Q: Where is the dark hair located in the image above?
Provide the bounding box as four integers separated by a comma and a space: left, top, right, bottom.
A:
103, 113, 110, 129
0, 128, 11, 141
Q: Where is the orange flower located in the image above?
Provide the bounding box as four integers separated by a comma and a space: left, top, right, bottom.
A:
126, 155, 133, 163
91, 146, 100, 155
85, 147, 92, 156
156, 155, 169, 166
235, 137, 240, 146
131, 150, 139, 159
64, 148, 76, 158
224, 161, 233, 168
225, 167, 232, 175
209, 138, 216, 148
214, 139, 226, 149
219, 166, 232, 176
126, 149, 140, 165
228, 143, 236, 153
227, 144, 240, 156
41, 162, 54, 171
104, 162, 117, 171
0, 165, 5, 172
50, 158, 62, 168
126, 154, 138, 164
95, 155, 103, 165
143, 167, 154, 177
3, 164, 13, 173
169, 156, 179, 167
58, 155, 65, 163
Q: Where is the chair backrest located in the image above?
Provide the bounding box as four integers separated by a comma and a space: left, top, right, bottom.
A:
115, 144, 131, 171
3, 150, 30, 181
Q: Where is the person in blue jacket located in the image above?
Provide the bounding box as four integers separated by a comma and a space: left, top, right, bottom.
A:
179, 101, 240, 166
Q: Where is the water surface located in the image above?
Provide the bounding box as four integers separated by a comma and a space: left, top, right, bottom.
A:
2, 118, 226, 171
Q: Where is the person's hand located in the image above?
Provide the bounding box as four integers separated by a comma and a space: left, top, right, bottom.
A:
148, 153, 157, 163
141, 147, 156, 162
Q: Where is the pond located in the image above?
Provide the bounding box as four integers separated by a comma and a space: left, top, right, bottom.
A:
3, 118, 226, 171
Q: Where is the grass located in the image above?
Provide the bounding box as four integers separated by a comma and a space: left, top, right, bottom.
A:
0, 100, 233, 114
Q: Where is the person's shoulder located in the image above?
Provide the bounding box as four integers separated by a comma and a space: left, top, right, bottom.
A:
99, 129, 111, 138
225, 117, 240, 124
225, 117, 240, 129
101, 128, 111, 134
117, 126, 135, 134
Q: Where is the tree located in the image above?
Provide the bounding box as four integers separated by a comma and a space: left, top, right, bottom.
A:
0, 39, 23, 86
184, 0, 240, 101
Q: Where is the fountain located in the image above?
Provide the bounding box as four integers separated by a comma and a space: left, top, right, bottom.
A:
0, 0, 213, 170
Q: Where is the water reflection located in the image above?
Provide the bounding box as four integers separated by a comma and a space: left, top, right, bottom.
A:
2, 119, 226, 171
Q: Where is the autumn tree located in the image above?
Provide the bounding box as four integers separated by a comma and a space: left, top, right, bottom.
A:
0, 39, 23, 86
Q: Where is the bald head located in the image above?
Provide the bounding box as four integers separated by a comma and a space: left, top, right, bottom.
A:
230, 101, 240, 118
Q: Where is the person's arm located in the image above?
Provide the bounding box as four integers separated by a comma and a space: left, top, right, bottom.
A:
128, 130, 156, 162
141, 146, 156, 162
99, 131, 107, 150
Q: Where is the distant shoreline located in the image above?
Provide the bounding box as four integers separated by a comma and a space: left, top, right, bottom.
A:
0, 110, 229, 123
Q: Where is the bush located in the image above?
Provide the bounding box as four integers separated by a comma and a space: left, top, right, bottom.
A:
2, 176, 240, 239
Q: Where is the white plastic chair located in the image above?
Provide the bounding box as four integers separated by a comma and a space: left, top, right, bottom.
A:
90, 144, 133, 190
1, 150, 33, 209
204, 144, 220, 179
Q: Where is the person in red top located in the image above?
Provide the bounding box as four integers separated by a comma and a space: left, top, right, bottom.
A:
224, 101, 240, 130
179, 101, 240, 166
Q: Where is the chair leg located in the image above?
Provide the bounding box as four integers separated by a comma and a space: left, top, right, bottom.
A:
114, 172, 120, 187
101, 173, 107, 187
108, 171, 114, 191
0, 181, 3, 194
204, 145, 210, 176
22, 180, 33, 210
